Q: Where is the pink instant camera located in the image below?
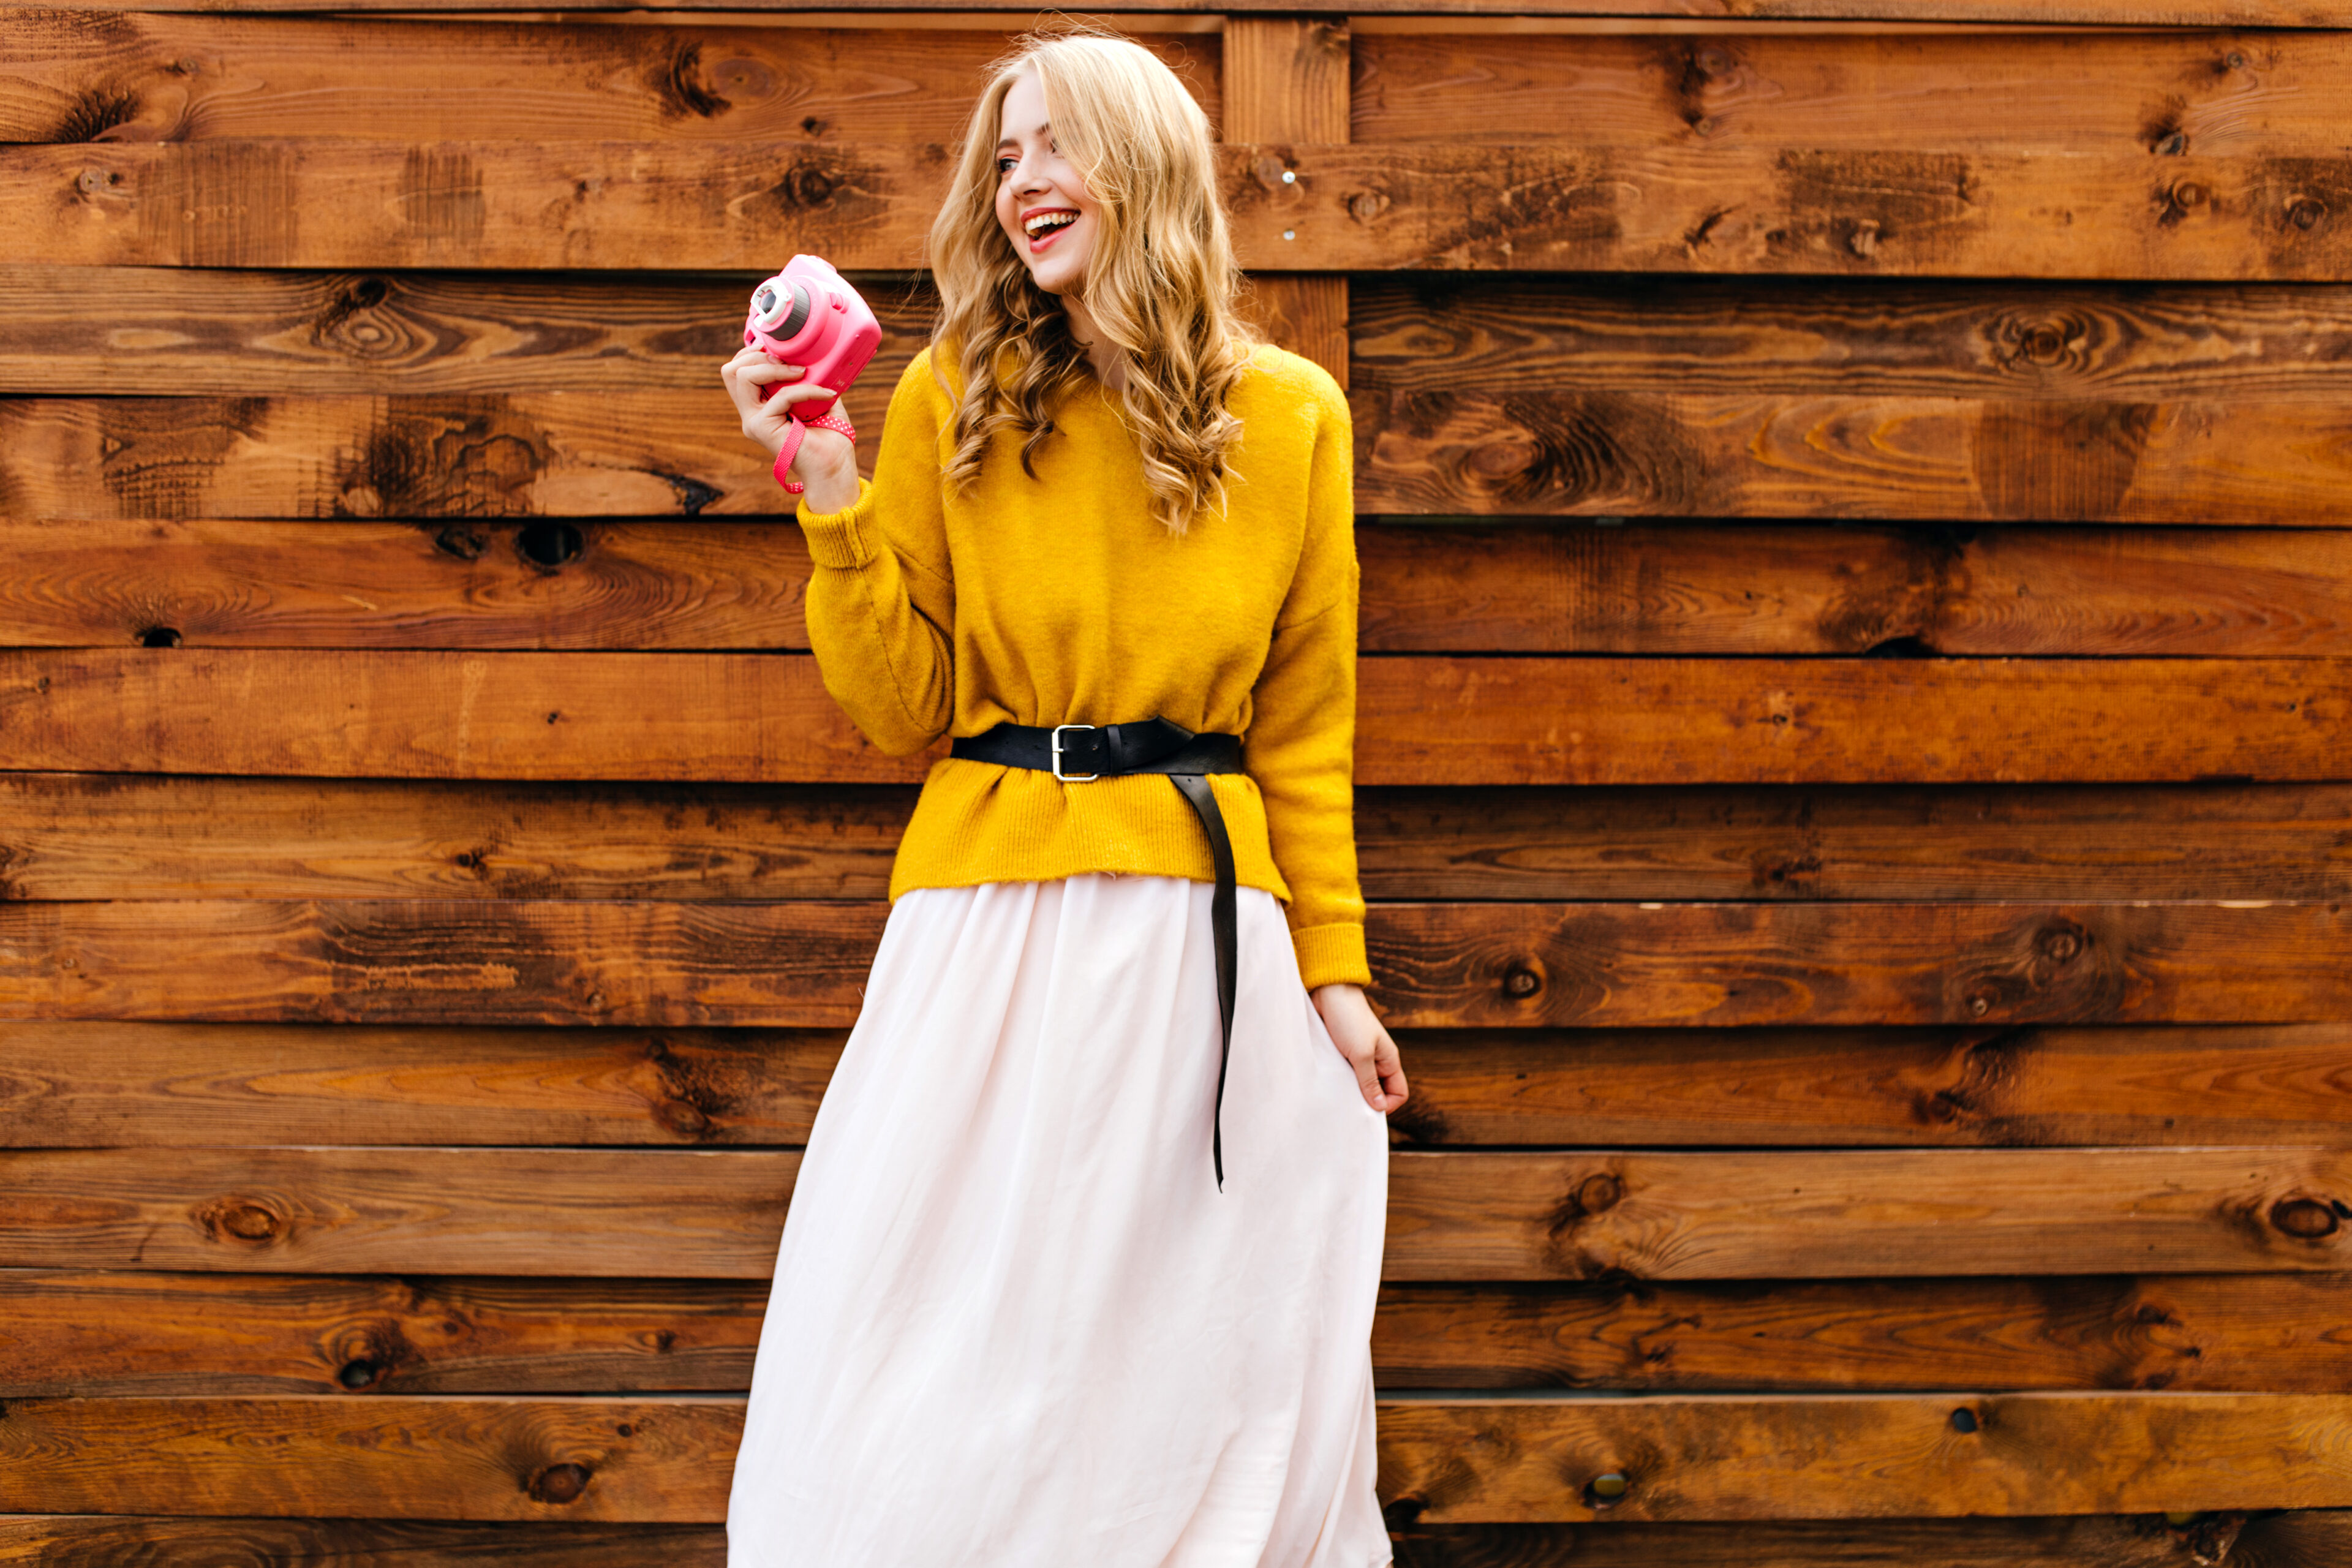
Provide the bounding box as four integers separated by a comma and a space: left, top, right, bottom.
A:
744, 256, 882, 478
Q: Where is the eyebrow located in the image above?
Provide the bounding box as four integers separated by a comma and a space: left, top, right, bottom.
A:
995, 122, 1051, 149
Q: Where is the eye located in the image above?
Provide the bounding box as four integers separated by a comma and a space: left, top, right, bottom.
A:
995, 155, 1016, 175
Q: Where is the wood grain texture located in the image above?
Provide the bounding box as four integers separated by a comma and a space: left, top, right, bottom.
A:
0, 900, 889, 1027
1372, 901, 2352, 1030
1356, 525, 2352, 655
1349, 658, 2352, 787
1389, 1513, 2351, 1568
0, 393, 800, 520
6, 1145, 2351, 1281
1376, 1274, 2352, 1393
0, 14, 1216, 145
7, 775, 2345, 906
9, 651, 2350, 785
0, 1517, 731, 1566
13, 1019, 2352, 1151
0, 1396, 742, 1520
0, 775, 918, 903
1224, 17, 1349, 383
0, 1272, 767, 1396
12, 1268, 2352, 1398
1382, 1147, 2352, 1281
0, 265, 934, 397
0, 1147, 797, 1276
1349, 276, 2352, 402
1391, 1023, 2352, 1148
31, 388, 2352, 522
20, 521, 2352, 658
0, 1022, 842, 1147
0, 518, 815, 650
17, 141, 2352, 278
13, 0, 2351, 23
1354, 390, 2352, 522
4, 900, 2346, 1029
7, 1513, 2346, 1567
9, 1393, 2352, 1523
1357, 783, 2352, 902
1376, 1392, 2352, 1523
1350, 31, 2344, 154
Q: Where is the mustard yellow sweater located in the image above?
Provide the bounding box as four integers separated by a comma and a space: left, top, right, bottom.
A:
794, 343, 1368, 990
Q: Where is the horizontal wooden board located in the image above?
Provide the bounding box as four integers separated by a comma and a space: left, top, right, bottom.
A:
0, 265, 930, 398
0, 1147, 795, 1277
13, 1019, 2352, 1150
0, 15, 1216, 145
5, 900, 2348, 1030
1378, 1273, 2352, 1393
6, 1513, 2346, 1568
0, 1396, 741, 1520
1355, 391, 2352, 522
1390, 1022, 2352, 1147
16, 140, 2352, 278
1351, 277, 2352, 403
25, 271, 2352, 407
7, 775, 2345, 905
12, 1268, 2352, 1397
0, 1272, 769, 1396
7, 1392, 2352, 1523
29, 388, 2352, 523
1373, 900, 2352, 1030
0, 1022, 842, 1147
1357, 783, 2352, 903
1351, 31, 2349, 154
29, 388, 2352, 524
0, 1517, 729, 1566
9, 651, 2352, 785
6, 1145, 2352, 1280
1381, 1147, 2352, 1281
1378, 1392, 2352, 1523
15, 520, 2352, 658
1392, 1513, 2344, 1568
0, 518, 814, 650
1357, 525, 2352, 655
0, 393, 791, 520
0, 900, 888, 1027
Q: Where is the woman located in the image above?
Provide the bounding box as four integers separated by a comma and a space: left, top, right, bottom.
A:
717, 27, 1406, 1566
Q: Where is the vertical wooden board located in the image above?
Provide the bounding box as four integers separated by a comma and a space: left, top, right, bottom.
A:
1225, 16, 1349, 385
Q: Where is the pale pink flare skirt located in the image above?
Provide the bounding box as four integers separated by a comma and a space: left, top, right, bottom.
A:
726, 872, 1392, 1567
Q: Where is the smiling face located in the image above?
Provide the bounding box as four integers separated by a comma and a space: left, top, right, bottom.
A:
993, 70, 1098, 299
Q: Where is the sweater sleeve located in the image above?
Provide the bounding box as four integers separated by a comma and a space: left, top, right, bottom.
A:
794, 352, 957, 758
1247, 372, 1371, 990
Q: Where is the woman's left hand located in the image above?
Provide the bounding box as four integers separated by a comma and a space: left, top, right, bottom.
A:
1311, 983, 1408, 1114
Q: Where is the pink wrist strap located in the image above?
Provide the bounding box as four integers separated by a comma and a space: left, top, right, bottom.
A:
772, 410, 859, 496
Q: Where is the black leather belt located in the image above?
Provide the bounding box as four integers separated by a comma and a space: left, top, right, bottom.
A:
950, 717, 1243, 1188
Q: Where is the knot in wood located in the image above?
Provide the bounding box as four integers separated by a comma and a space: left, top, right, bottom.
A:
200, 1196, 284, 1244
774, 163, 837, 211
655, 1098, 712, 1138
528, 1462, 594, 1505
77, 167, 108, 194
1575, 1173, 1623, 1215
1501, 964, 1543, 1000
2171, 181, 2209, 210
2289, 196, 2328, 232
2037, 924, 2083, 965
1585, 1471, 1629, 1506
1349, 190, 1390, 225
2270, 1196, 2341, 1240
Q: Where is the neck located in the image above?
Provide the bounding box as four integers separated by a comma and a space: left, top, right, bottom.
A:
1061, 294, 1126, 393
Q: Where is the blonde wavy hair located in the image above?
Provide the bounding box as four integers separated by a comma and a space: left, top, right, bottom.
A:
929, 26, 1260, 535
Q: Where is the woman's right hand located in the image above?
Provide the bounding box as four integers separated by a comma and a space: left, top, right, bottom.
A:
721, 345, 861, 513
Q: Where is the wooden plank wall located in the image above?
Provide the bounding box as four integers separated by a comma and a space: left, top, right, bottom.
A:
6, 2, 2352, 1561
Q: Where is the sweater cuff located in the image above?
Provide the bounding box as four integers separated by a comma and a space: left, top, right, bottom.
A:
1291, 921, 1372, 991
796, 478, 878, 570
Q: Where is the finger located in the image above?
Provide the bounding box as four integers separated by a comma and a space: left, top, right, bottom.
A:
1372, 1035, 1408, 1111
738, 360, 806, 385
761, 382, 842, 412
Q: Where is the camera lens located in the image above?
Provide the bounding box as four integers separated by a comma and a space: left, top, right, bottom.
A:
753, 279, 812, 339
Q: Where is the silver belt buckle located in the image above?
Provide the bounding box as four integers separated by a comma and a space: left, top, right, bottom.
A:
1050, 723, 1098, 782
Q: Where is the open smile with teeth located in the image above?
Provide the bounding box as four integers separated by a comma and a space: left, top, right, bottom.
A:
1024, 209, 1080, 243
